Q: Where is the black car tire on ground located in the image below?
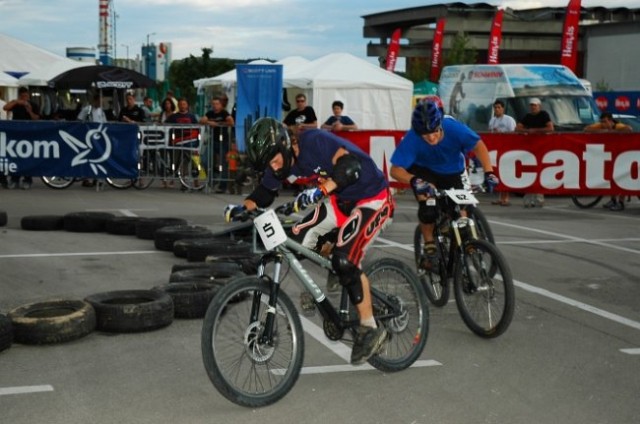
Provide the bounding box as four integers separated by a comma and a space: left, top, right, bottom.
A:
170, 261, 244, 274
20, 215, 65, 231
152, 282, 222, 319
106, 217, 142, 236
184, 239, 253, 262
0, 211, 7, 227
7, 300, 96, 345
63, 212, 116, 232
154, 225, 213, 251
168, 264, 243, 284
135, 218, 188, 240
0, 313, 13, 352
85, 290, 174, 333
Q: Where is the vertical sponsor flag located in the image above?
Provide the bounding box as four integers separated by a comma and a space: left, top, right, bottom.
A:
560, 0, 581, 72
487, 9, 504, 65
385, 28, 402, 72
236, 64, 283, 151
430, 18, 446, 82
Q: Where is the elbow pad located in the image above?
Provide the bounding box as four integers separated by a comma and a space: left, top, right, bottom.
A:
332, 154, 362, 189
246, 184, 278, 208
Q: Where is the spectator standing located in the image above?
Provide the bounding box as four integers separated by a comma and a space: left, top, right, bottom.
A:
585, 112, 633, 211
284, 93, 317, 132
159, 98, 176, 123
3, 86, 40, 189
321, 100, 358, 131
225, 142, 242, 195
141, 96, 158, 122
118, 94, 146, 123
77, 94, 107, 123
488, 100, 516, 206
516, 97, 553, 208
200, 96, 234, 193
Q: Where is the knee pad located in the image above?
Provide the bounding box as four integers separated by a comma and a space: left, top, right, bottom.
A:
331, 252, 363, 304
418, 202, 438, 224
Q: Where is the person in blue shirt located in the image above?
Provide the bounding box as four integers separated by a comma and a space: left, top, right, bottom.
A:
390, 99, 498, 268
224, 118, 393, 365
321, 100, 358, 131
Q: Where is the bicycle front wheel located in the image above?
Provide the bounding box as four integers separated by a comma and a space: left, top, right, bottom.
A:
571, 195, 602, 209
453, 239, 515, 338
468, 206, 495, 245
364, 258, 429, 372
41, 176, 74, 189
105, 178, 134, 189
413, 225, 450, 307
201, 276, 304, 407
178, 151, 205, 191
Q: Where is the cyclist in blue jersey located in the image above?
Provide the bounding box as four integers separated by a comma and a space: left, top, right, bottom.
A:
390, 98, 499, 269
224, 118, 394, 365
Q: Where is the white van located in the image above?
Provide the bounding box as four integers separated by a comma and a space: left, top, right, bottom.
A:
438, 64, 601, 131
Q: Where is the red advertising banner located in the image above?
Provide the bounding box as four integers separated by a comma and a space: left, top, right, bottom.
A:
487, 9, 504, 65
430, 18, 446, 82
560, 0, 581, 72
337, 130, 640, 195
385, 28, 402, 72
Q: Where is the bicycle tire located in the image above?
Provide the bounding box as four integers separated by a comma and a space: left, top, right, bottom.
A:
468, 206, 495, 245
201, 275, 304, 407
453, 239, 515, 338
413, 225, 450, 307
364, 258, 429, 372
41, 176, 75, 189
571, 195, 602, 209
106, 178, 134, 190
178, 151, 205, 191
133, 149, 157, 190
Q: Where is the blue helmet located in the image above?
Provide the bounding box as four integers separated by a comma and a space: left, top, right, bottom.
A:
411, 100, 443, 135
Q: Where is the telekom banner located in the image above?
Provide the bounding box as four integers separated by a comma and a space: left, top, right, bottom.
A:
430, 18, 446, 82
487, 9, 504, 65
385, 28, 402, 72
336, 131, 640, 195
560, 0, 581, 73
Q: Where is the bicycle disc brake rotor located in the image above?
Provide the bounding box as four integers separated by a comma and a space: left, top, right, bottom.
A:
243, 321, 276, 363
383, 295, 409, 333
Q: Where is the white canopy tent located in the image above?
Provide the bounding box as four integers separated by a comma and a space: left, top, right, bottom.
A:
0, 33, 90, 86
285, 53, 413, 130
0, 72, 18, 88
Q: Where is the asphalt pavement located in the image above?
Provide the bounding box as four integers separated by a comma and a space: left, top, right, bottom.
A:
1, 180, 639, 424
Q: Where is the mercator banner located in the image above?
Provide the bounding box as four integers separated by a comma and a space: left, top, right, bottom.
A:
0, 121, 139, 178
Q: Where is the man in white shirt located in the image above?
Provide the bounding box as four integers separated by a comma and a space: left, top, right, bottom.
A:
488, 100, 515, 206
77, 94, 107, 123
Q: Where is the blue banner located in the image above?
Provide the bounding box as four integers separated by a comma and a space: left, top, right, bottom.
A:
593, 91, 640, 117
235, 64, 283, 151
0, 121, 139, 178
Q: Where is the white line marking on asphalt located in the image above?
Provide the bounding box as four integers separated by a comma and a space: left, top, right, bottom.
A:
298, 316, 442, 370
0, 251, 159, 259
620, 348, 640, 355
377, 236, 640, 332
488, 220, 640, 255
0, 385, 54, 396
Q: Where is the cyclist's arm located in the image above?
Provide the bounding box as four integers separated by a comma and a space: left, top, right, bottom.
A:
471, 140, 495, 174
389, 165, 414, 185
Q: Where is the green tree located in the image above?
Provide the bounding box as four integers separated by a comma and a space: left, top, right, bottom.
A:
444, 32, 477, 66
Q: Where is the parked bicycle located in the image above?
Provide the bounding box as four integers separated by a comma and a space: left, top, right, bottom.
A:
413, 187, 514, 338
133, 146, 205, 191
41, 176, 134, 190
571, 195, 639, 209
201, 206, 430, 407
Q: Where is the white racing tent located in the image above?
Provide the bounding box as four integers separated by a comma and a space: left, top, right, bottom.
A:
285, 53, 412, 130
0, 72, 18, 88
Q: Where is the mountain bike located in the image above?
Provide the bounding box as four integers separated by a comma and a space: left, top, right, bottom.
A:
201, 207, 429, 407
133, 146, 205, 191
413, 188, 514, 338
571, 195, 639, 209
41, 176, 133, 190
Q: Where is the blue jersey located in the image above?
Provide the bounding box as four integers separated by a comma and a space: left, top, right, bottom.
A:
390, 118, 480, 175
263, 129, 387, 201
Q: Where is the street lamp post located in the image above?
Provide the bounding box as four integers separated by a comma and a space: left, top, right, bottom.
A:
121, 44, 129, 68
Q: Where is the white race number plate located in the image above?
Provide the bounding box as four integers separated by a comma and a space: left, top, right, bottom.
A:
254, 209, 287, 250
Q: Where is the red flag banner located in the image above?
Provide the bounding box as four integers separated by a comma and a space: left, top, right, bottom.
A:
385, 28, 402, 72
487, 9, 504, 64
430, 18, 446, 82
560, 0, 581, 72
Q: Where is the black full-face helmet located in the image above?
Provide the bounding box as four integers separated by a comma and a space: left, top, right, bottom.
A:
246, 117, 292, 179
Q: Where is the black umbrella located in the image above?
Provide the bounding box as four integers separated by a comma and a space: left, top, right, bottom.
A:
49, 65, 155, 89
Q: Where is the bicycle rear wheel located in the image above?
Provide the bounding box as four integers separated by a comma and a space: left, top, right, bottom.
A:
41, 176, 74, 189
413, 225, 450, 307
364, 258, 429, 372
201, 276, 304, 407
106, 178, 134, 189
454, 239, 514, 338
178, 151, 205, 191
